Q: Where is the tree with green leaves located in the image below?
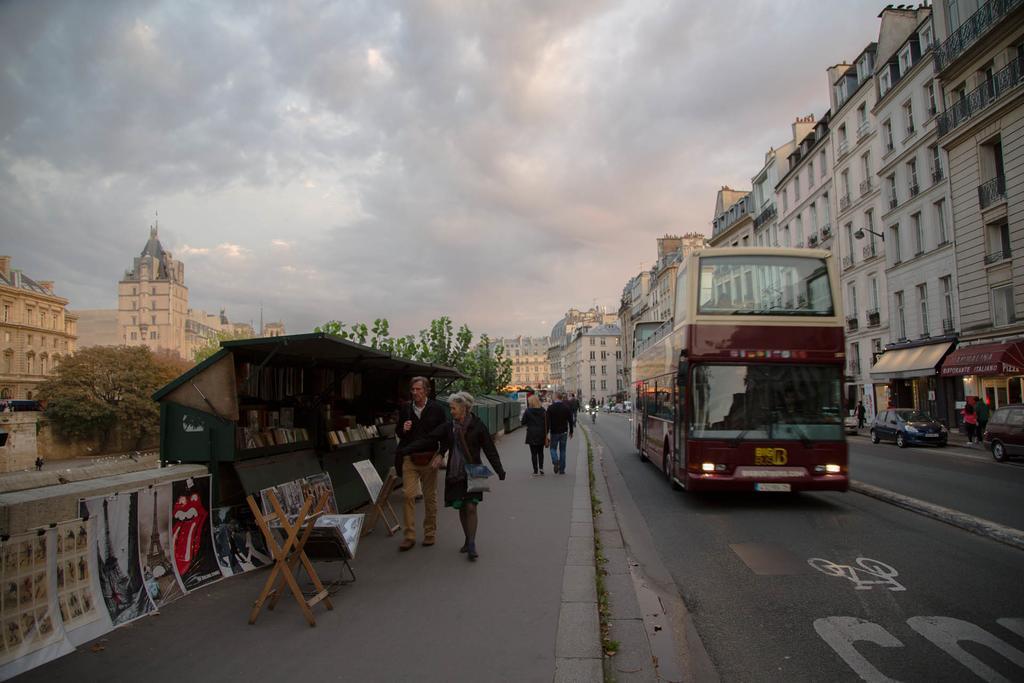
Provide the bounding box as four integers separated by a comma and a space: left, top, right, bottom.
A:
36, 346, 183, 448
314, 316, 512, 394
193, 329, 255, 363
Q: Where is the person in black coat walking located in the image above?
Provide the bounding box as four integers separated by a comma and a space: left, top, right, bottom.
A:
431, 391, 506, 561
394, 377, 447, 551
520, 394, 549, 476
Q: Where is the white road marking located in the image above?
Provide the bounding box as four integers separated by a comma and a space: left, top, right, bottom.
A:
907, 616, 1024, 683
813, 617, 903, 683
998, 618, 1024, 640
808, 557, 905, 591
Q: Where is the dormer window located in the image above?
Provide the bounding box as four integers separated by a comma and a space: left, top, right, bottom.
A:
898, 46, 913, 76
880, 70, 891, 97
919, 23, 933, 50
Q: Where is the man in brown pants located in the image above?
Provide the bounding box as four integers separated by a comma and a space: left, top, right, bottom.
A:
395, 377, 446, 551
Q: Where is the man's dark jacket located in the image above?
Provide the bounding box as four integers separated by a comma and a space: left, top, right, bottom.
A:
547, 401, 574, 436
396, 399, 447, 456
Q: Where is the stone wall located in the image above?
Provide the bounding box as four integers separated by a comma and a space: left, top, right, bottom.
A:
0, 411, 39, 472
35, 418, 158, 462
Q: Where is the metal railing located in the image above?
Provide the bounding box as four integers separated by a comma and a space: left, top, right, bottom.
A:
979, 174, 1007, 209
863, 243, 878, 259
808, 234, 819, 247
942, 318, 955, 334
753, 203, 777, 229
984, 247, 1012, 264
932, 168, 944, 184
842, 255, 854, 270
839, 194, 852, 211
846, 316, 859, 332
939, 55, 1024, 136
909, 183, 920, 197
889, 196, 898, 210
868, 309, 881, 327
857, 120, 872, 140
837, 139, 850, 158
935, 0, 1023, 72
860, 179, 872, 196
848, 360, 861, 375
821, 224, 832, 238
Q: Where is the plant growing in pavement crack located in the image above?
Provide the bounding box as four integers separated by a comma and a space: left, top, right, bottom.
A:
584, 428, 618, 678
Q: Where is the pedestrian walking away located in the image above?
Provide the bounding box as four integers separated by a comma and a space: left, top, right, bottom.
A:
976, 397, 990, 437
520, 394, 549, 476
856, 401, 866, 430
394, 376, 447, 551
432, 392, 506, 561
546, 392, 574, 475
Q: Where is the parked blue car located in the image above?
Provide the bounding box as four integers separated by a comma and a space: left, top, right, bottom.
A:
870, 408, 948, 448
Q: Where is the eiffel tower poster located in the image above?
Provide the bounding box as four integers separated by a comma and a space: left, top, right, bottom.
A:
137, 484, 184, 607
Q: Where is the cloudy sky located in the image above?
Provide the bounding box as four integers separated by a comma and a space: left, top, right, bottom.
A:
2, 0, 884, 339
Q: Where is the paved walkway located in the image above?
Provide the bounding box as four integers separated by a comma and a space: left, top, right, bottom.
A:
17, 435, 591, 682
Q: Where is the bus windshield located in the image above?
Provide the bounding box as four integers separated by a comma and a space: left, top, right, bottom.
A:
697, 254, 833, 316
690, 364, 843, 441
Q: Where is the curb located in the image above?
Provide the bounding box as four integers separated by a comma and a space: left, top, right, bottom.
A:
851, 480, 1024, 552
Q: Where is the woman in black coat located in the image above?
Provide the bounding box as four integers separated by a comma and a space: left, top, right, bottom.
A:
431, 391, 506, 561
520, 394, 548, 476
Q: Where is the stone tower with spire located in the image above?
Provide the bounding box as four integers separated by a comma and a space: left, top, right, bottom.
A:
117, 220, 190, 359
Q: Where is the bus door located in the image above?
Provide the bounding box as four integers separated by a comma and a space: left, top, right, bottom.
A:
674, 359, 688, 478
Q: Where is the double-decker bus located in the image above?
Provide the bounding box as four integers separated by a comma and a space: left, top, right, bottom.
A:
632, 247, 848, 492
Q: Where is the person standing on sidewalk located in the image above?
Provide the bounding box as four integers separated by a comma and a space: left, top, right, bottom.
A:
521, 394, 549, 476
962, 397, 978, 446
976, 397, 990, 439
395, 376, 446, 551
546, 393, 574, 475
432, 392, 506, 561
856, 401, 866, 430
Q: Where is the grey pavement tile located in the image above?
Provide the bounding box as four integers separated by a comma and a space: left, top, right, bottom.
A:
603, 546, 629, 574
571, 507, 591, 524
608, 619, 658, 682
603, 572, 642, 619
555, 602, 601, 658
598, 528, 623, 548
566, 535, 595, 565
570, 521, 594, 539
561, 564, 597, 602
594, 511, 619, 531
554, 658, 604, 683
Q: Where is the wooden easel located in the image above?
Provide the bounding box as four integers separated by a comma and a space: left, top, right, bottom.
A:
246, 491, 334, 627
361, 471, 401, 537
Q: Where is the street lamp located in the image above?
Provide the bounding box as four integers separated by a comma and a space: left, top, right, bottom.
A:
853, 227, 885, 241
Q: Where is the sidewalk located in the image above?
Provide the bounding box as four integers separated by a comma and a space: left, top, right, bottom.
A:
16, 435, 590, 682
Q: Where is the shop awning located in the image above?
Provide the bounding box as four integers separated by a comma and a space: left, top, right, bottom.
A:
940, 340, 1024, 377
870, 341, 954, 380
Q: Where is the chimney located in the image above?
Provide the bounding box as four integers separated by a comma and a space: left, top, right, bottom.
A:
0, 256, 9, 280
38, 281, 54, 295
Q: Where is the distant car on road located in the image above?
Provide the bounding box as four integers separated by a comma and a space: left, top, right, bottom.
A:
843, 412, 859, 435
870, 408, 947, 448
983, 404, 1024, 462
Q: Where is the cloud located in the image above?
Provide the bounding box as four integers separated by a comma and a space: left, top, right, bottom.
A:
0, 0, 886, 338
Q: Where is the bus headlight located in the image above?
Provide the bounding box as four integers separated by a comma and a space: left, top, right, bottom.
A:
814, 464, 842, 474
701, 462, 715, 472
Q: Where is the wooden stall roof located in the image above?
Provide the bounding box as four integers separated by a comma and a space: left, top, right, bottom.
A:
152, 332, 465, 402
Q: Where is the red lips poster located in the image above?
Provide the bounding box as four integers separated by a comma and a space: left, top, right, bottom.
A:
170, 477, 222, 592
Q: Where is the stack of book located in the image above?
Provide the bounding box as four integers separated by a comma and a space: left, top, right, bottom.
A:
326, 424, 380, 447
240, 427, 310, 450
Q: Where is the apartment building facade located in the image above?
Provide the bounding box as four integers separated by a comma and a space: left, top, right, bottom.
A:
118, 225, 189, 359
495, 335, 551, 390
709, 188, 754, 248
562, 324, 623, 406
0, 256, 78, 400
931, 0, 1024, 409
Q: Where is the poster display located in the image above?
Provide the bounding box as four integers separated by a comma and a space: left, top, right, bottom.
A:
313, 514, 364, 559
301, 472, 339, 514
79, 494, 156, 627
0, 530, 62, 664
170, 476, 222, 591
259, 480, 305, 523
352, 460, 384, 502
212, 506, 271, 577
54, 520, 100, 632
137, 485, 185, 607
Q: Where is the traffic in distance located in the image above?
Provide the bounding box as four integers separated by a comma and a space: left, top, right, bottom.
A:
631, 247, 848, 492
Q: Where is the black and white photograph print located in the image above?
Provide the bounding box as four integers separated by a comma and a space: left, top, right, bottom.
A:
212, 506, 271, 577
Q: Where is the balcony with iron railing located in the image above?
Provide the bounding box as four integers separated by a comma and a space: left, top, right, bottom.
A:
859, 179, 872, 196
842, 255, 854, 270
935, 0, 1023, 72
808, 234, 819, 247
863, 242, 879, 259
847, 359, 861, 376
932, 167, 944, 184
984, 246, 1012, 264
753, 202, 777, 229
837, 139, 850, 159
942, 318, 955, 334
888, 196, 898, 210
979, 174, 1007, 209
867, 309, 881, 327
857, 120, 872, 141
839, 194, 852, 211
821, 223, 832, 239
846, 316, 859, 332
908, 183, 920, 197
939, 55, 1024, 136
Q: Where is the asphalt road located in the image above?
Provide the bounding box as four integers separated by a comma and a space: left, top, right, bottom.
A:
589, 412, 1024, 683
